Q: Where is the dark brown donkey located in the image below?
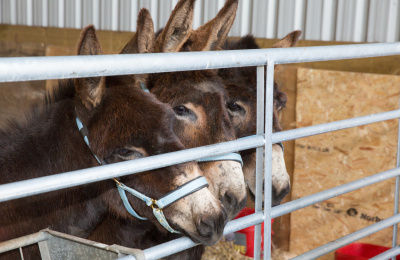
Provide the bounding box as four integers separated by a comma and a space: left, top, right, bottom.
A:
0, 24, 226, 259
218, 31, 301, 206
89, 1, 246, 259
149, 0, 246, 221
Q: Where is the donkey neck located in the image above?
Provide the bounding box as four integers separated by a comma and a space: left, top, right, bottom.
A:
0, 98, 108, 241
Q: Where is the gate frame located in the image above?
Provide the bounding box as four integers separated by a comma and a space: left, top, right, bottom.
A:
0, 42, 400, 259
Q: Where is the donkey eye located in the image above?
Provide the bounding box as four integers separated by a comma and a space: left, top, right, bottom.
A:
173, 105, 190, 116
227, 102, 243, 112
116, 148, 143, 158
117, 148, 133, 156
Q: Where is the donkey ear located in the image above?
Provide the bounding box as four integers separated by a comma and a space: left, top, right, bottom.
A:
120, 9, 155, 54
185, 0, 238, 51
154, 0, 196, 53
75, 25, 106, 109
273, 30, 302, 48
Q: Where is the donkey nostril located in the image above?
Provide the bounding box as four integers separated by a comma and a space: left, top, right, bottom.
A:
272, 184, 291, 206
221, 191, 237, 211
197, 215, 215, 238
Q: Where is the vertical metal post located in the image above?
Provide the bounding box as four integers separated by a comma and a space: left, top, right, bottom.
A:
392, 98, 400, 260
264, 59, 275, 260
19, 247, 24, 260
386, 0, 399, 42
253, 65, 265, 260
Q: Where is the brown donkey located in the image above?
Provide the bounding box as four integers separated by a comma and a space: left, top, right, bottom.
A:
0, 24, 226, 259
218, 31, 301, 206
148, 0, 247, 221
89, 1, 246, 259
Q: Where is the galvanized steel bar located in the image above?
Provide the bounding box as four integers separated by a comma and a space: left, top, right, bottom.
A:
293, 214, 400, 259
120, 166, 400, 260
0, 43, 400, 82
263, 60, 274, 260
272, 109, 400, 143
0, 231, 49, 253
392, 101, 400, 255
371, 244, 400, 260
271, 167, 400, 219
253, 65, 265, 260
0, 136, 264, 203
386, 0, 400, 42
117, 212, 265, 260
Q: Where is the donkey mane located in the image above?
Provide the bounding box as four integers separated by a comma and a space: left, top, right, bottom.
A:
45, 79, 76, 105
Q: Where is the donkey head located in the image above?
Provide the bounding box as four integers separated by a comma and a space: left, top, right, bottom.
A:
219, 31, 301, 206
144, 0, 246, 220
74, 23, 226, 245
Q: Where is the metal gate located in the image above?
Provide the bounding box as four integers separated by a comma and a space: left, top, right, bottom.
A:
0, 42, 400, 259
2, 0, 400, 42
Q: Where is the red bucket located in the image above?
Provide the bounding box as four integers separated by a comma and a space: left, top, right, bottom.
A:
335, 243, 400, 260
229, 208, 274, 258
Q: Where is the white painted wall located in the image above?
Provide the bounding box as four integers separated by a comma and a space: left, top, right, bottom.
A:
1, 0, 399, 42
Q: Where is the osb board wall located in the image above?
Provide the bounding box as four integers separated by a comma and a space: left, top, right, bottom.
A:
290, 68, 400, 259
0, 25, 133, 128
0, 32, 47, 129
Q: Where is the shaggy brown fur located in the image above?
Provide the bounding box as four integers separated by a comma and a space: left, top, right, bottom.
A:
0, 23, 225, 259
218, 31, 301, 203
89, 1, 247, 259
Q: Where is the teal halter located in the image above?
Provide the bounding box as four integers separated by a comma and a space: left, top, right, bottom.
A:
75, 116, 209, 233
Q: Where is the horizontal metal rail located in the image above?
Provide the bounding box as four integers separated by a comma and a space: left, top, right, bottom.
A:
1, 43, 400, 259
293, 213, 400, 259
0, 136, 264, 202
118, 166, 400, 260
273, 109, 400, 143
2, 107, 399, 203
271, 167, 400, 219
118, 212, 265, 260
370, 245, 400, 260
0, 42, 399, 82
0, 232, 49, 254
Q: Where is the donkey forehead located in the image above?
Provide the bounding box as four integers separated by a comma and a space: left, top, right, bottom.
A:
190, 80, 223, 93
98, 86, 177, 137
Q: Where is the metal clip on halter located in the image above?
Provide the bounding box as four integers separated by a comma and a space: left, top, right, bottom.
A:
113, 176, 208, 233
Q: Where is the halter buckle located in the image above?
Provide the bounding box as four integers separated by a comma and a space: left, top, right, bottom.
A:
150, 199, 161, 210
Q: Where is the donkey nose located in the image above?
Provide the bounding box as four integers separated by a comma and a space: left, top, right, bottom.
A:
221, 191, 246, 218
196, 210, 226, 239
272, 183, 290, 206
